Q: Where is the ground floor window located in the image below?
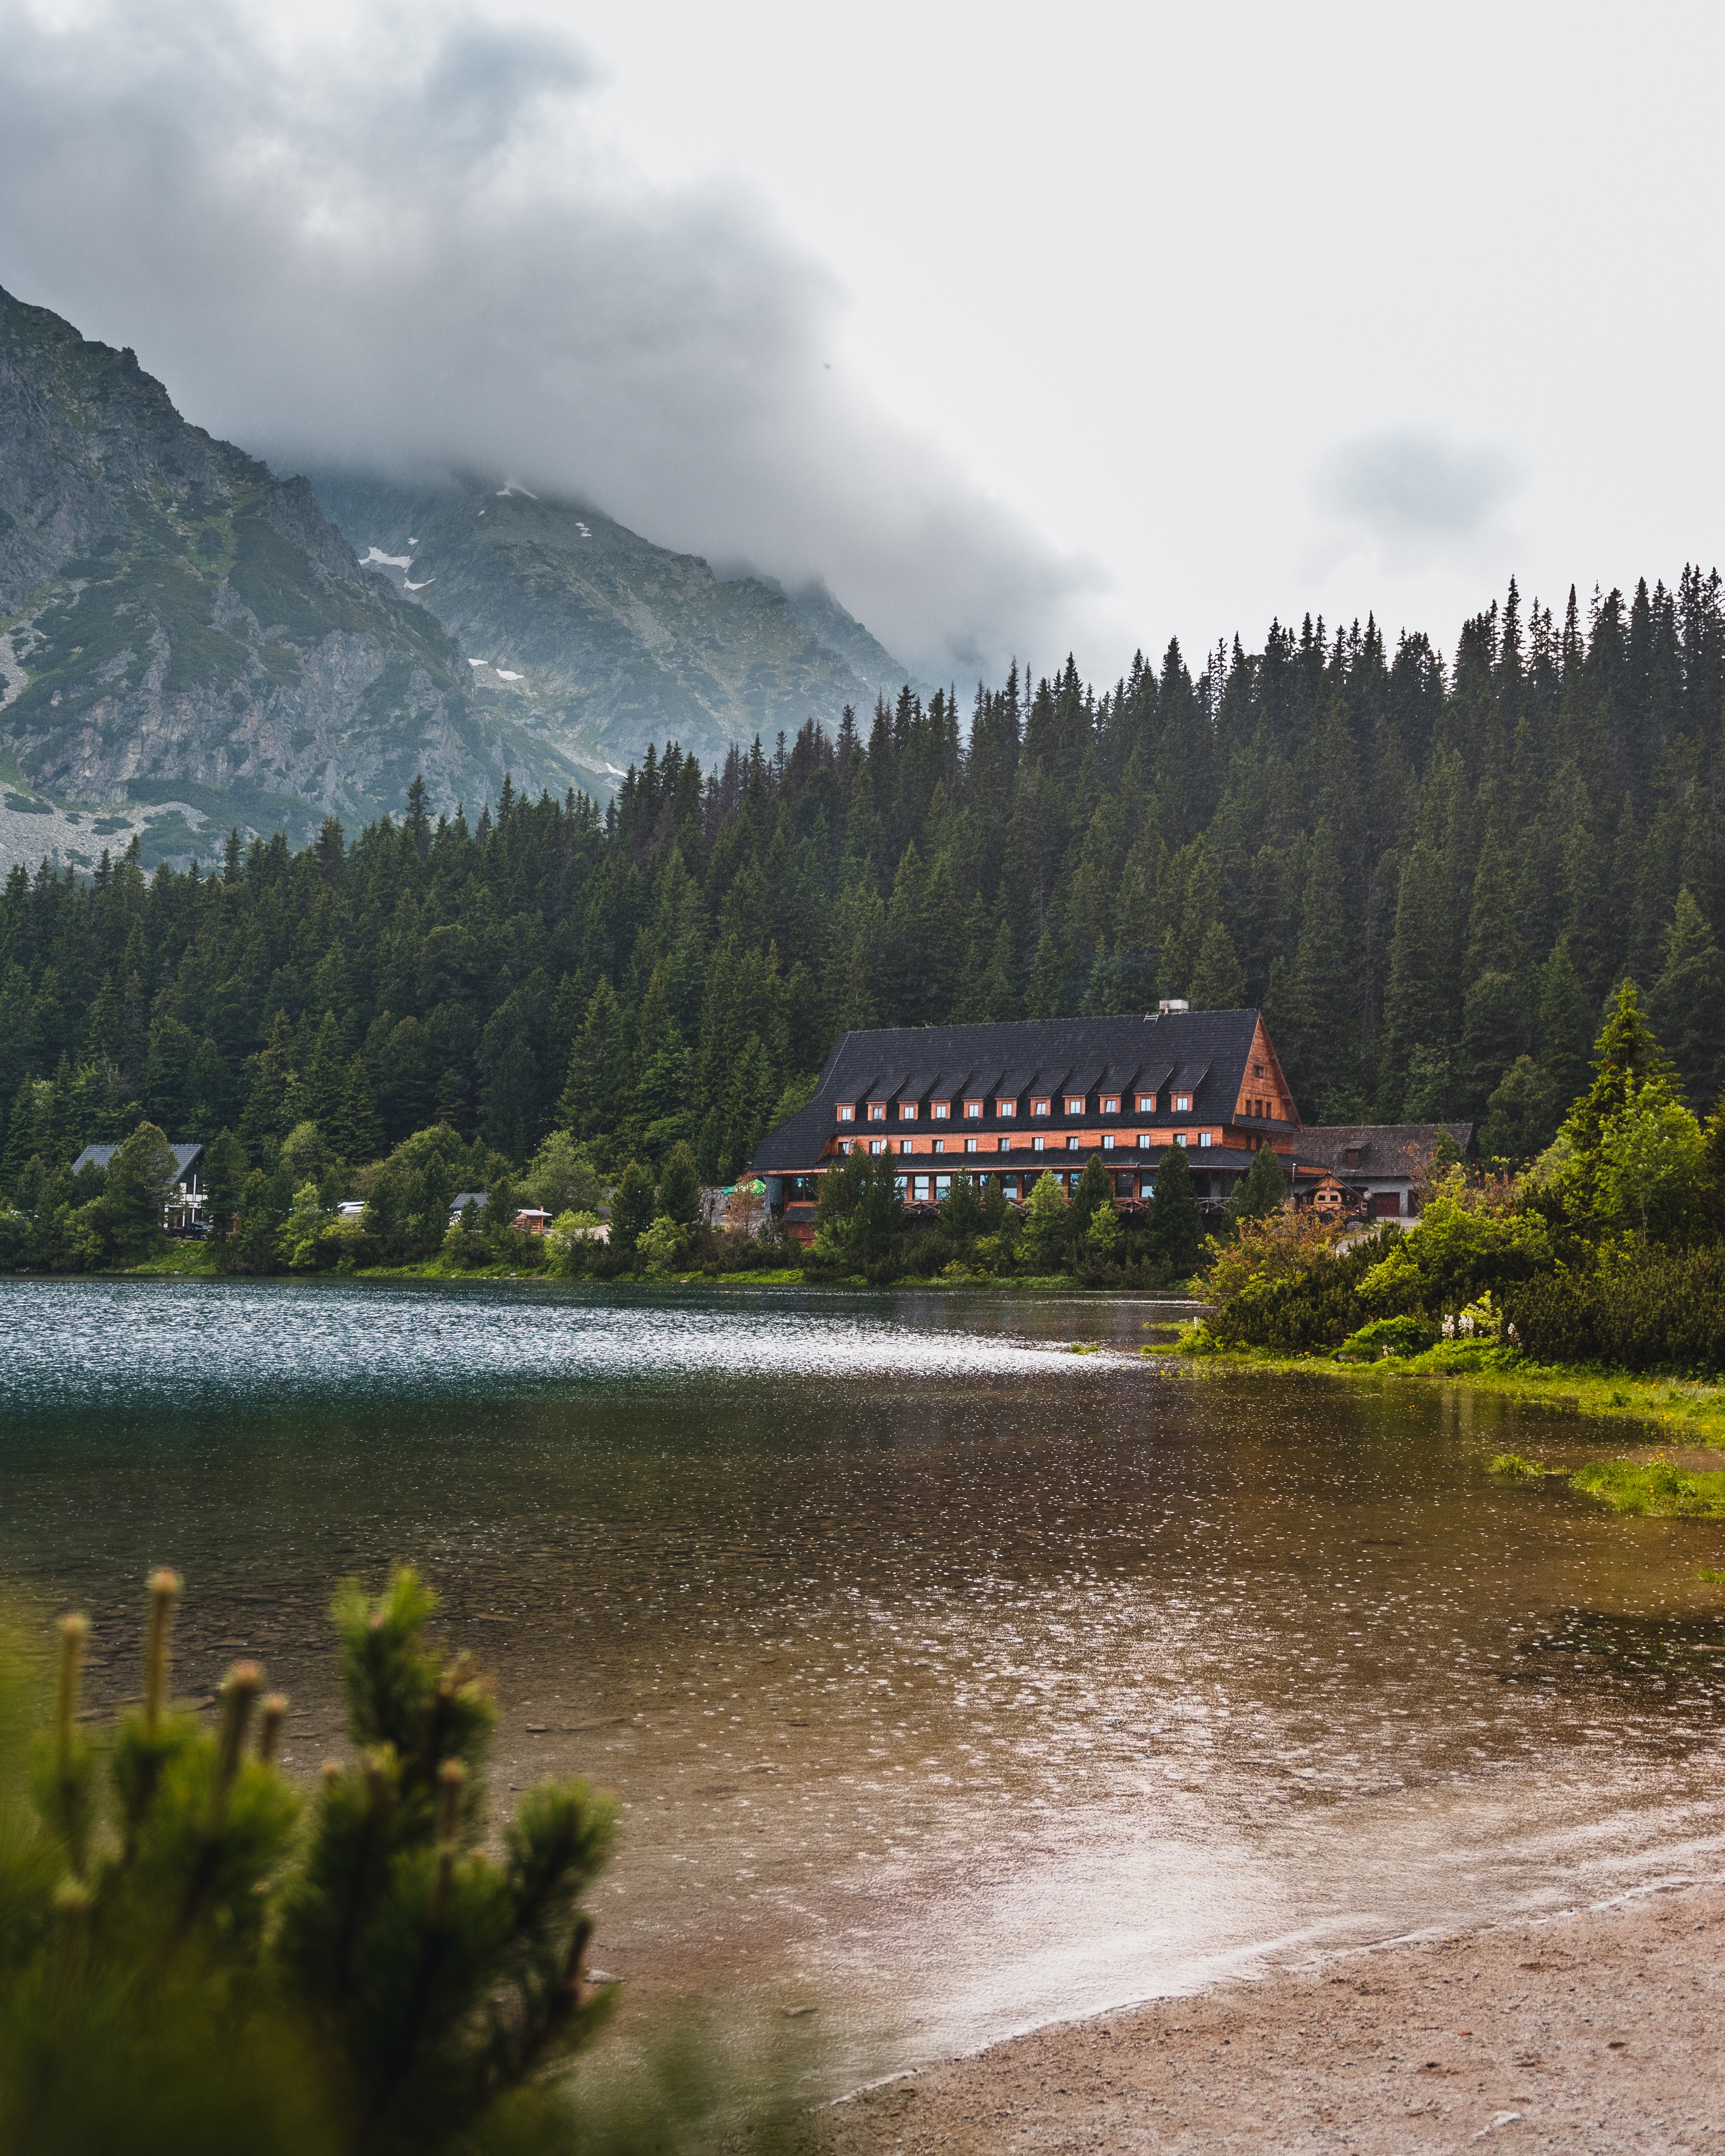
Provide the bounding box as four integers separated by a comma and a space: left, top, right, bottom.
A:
912, 1174, 932, 1201
1002, 1176, 1020, 1200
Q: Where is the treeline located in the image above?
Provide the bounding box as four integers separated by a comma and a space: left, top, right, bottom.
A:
4, 569, 1725, 1208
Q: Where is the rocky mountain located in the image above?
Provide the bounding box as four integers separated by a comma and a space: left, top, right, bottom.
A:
307, 473, 918, 777
0, 286, 592, 854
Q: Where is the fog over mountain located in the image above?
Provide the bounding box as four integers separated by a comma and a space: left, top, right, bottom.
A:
0, 0, 1096, 687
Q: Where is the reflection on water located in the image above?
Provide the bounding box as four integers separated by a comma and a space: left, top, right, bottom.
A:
4, 1277, 1724, 2079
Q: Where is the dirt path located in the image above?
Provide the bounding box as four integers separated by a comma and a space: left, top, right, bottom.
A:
821, 1880, 1725, 2153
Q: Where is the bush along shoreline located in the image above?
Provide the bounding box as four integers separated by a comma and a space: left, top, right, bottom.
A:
1179, 982, 1725, 1436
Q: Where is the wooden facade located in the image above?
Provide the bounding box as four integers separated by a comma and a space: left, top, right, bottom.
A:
749, 1009, 1302, 1242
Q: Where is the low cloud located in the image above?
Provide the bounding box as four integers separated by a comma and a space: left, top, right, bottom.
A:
1316, 427, 1522, 559
0, 0, 1097, 682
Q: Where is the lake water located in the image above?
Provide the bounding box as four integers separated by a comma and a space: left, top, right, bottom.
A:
4, 1278, 1725, 2082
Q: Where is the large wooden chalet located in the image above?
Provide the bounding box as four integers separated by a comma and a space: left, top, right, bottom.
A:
751, 1006, 1300, 1242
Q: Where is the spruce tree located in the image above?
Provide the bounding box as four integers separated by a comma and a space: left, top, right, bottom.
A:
610, 1160, 656, 1260
1149, 1143, 1203, 1279
1224, 1143, 1286, 1229
656, 1138, 701, 1226
1649, 885, 1725, 1109
1187, 920, 1246, 1009
1535, 937, 1595, 1113
1069, 1153, 1114, 1240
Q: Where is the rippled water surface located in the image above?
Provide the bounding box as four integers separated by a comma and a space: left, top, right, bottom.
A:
4, 1277, 1724, 2079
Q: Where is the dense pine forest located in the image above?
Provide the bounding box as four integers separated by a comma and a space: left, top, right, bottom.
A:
4, 570, 1725, 1222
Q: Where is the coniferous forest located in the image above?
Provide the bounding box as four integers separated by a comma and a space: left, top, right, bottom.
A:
4, 570, 1725, 1241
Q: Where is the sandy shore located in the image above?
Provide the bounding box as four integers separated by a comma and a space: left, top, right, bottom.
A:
821, 1880, 1725, 2153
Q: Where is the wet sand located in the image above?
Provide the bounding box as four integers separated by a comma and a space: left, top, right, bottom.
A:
823, 1879, 1725, 2152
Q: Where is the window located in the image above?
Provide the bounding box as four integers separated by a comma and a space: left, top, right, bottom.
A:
935, 1174, 951, 1197
913, 1175, 931, 1201
1103, 1096, 1119, 1114
1174, 1093, 1191, 1112
1138, 1133, 1153, 1149
932, 1101, 950, 1119
1066, 1135, 1080, 1151
899, 1102, 917, 1120
1103, 1133, 1115, 1151
1065, 1095, 1084, 1114
838, 1139, 853, 1155
868, 1103, 886, 1122
998, 1136, 1012, 1152
893, 1175, 907, 1197
933, 1138, 945, 1155
837, 1104, 854, 1122
965, 1137, 978, 1153
1174, 1132, 1189, 1148
1003, 1176, 1020, 1201
898, 1139, 913, 1155
1253, 1062, 1265, 1078
1199, 1131, 1212, 1148
1032, 1098, 1050, 1116
1136, 1093, 1156, 1113
1033, 1134, 1045, 1151
997, 1099, 1016, 1117
870, 1139, 886, 1155
964, 1100, 982, 1118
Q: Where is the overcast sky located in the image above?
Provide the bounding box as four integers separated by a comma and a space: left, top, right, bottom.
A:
0, 0, 1718, 687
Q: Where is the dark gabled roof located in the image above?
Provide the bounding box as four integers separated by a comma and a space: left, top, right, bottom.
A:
1296, 1123, 1476, 1175
750, 1010, 1271, 1173
996, 1067, 1038, 1096
1061, 1067, 1104, 1095
901, 1071, 944, 1101
71, 1141, 204, 1178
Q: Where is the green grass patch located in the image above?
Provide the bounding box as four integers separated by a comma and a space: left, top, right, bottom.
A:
1490, 1452, 1562, 1480
1570, 1458, 1725, 1517
127, 1242, 218, 1276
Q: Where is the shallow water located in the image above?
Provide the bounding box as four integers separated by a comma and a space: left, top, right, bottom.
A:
4, 1278, 1724, 2081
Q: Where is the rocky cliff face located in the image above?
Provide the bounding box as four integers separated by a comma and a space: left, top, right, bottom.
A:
0, 287, 589, 839
308, 474, 918, 777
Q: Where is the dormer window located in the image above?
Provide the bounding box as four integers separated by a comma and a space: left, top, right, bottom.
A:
1064, 1095, 1085, 1115
868, 1103, 886, 1122
1136, 1093, 1156, 1113
996, 1099, 1016, 1117
1174, 1093, 1192, 1113
899, 1102, 918, 1120
932, 1101, 950, 1119
1032, 1098, 1050, 1116
964, 1100, 982, 1118
1102, 1096, 1119, 1115
837, 1105, 855, 1122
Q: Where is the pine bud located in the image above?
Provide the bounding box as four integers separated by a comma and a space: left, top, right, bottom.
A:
258, 1692, 288, 1765
214, 1662, 262, 1798
142, 1568, 181, 1734
55, 1614, 88, 1768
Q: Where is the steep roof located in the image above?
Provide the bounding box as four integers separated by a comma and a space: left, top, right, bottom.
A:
752, 1009, 1270, 1173
1295, 1123, 1476, 1176
71, 1141, 205, 1179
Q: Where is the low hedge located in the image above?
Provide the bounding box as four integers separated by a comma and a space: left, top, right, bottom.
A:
1507, 1247, 1725, 1373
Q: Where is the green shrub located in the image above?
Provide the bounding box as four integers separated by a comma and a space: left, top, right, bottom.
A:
1335, 1314, 1441, 1361
1507, 1246, 1725, 1372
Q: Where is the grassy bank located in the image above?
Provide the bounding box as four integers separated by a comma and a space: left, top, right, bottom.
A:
1177, 1330, 1725, 1449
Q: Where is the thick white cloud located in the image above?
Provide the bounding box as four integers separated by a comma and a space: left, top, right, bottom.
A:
0, 0, 1099, 681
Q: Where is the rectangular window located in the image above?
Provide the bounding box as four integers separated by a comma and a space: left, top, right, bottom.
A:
965, 1137, 978, 1153
1066, 1135, 1080, 1151
965, 1100, 982, 1118
1199, 1131, 1213, 1148
997, 1099, 1016, 1117
932, 1101, 950, 1119
1033, 1134, 1045, 1152
935, 1174, 951, 1197
1103, 1133, 1115, 1151
998, 1136, 1012, 1152
933, 1138, 945, 1155
1175, 1132, 1189, 1148
1065, 1095, 1084, 1114
1140, 1176, 1156, 1199
1032, 1098, 1050, 1116
898, 1138, 913, 1155
1174, 1093, 1191, 1112
868, 1103, 886, 1121
1003, 1177, 1020, 1201
1253, 1062, 1265, 1078
899, 1102, 917, 1120
1103, 1096, 1119, 1114
870, 1139, 886, 1155
837, 1104, 854, 1122
838, 1139, 853, 1155
894, 1175, 907, 1196
1138, 1133, 1153, 1150
913, 1175, 931, 1201
1136, 1093, 1155, 1113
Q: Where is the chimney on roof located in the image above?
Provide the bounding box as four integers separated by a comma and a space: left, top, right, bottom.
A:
1157, 998, 1190, 1015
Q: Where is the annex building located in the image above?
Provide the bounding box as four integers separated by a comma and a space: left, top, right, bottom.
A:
751, 1006, 1299, 1241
